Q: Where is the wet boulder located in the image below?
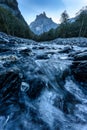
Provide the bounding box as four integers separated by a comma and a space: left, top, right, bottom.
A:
27, 78, 45, 99
0, 70, 22, 115
29, 107, 50, 130
73, 51, 87, 61
72, 61, 87, 83
71, 51, 87, 83
38, 46, 45, 50
0, 47, 11, 53
54, 91, 80, 114
0, 55, 18, 62
63, 92, 80, 114
20, 48, 32, 56
59, 45, 73, 53
36, 54, 50, 60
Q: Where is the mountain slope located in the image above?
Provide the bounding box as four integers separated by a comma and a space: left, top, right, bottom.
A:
0, 0, 34, 39
30, 12, 58, 35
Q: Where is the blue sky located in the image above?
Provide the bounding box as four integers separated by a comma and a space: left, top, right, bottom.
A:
17, 0, 87, 24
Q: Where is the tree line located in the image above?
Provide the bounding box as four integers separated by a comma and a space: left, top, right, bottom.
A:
0, 6, 87, 41
35, 6, 87, 41
0, 7, 35, 39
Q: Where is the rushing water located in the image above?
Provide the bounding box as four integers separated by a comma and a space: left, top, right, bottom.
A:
0, 36, 87, 130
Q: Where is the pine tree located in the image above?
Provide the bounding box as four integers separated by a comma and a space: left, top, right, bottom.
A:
60, 10, 69, 23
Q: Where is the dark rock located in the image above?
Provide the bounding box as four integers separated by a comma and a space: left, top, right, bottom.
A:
29, 107, 50, 130
0, 70, 21, 115
20, 48, 32, 56
32, 46, 38, 50
0, 44, 12, 53
71, 51, 87, 83
36, 54, 49, 60
63, 92, 80, 114
59, 46, 73, 53
68, 51, 80, 58
0, 48, 11, 53
38, 46, 45, 50
27, 78, 45, 99
54, 92, 80, 114
74, 51, 87, 61
72, 61, 87, 83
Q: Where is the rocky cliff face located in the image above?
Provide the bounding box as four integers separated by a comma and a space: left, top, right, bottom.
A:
30, 12, 58, 35
0, 0, 33, 39
0, 0, 18, 9
0, 0, 26, 23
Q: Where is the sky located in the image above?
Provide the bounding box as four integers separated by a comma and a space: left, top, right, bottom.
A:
17, 0, 87, 25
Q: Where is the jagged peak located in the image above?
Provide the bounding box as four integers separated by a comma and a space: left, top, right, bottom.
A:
36, 11, 48, 19
30, 12, 58, 35
43, 11, 46, 16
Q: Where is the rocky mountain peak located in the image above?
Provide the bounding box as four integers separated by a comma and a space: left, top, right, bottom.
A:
36, 12, 47, 19
30, 12, 58, 35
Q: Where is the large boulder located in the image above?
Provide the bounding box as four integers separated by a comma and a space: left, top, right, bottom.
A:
0, 70, 21, 115
59, 45, 73, 53
71, 51, 87, 83
27, 78, 45, 99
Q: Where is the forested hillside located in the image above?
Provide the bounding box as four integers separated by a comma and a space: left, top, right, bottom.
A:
0, 0, 34, 39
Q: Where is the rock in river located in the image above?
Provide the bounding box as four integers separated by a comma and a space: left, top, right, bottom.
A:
71, 51, 87, 83
0, 70, 21, 115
